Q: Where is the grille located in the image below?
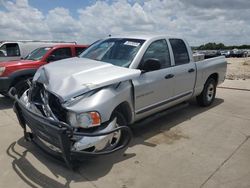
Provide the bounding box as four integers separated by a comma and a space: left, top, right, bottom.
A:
48, 92, 67, 122
29, 82, 67, 122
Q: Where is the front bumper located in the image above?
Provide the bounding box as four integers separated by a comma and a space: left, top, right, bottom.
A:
13, 95, 132, 168
0, 77, 12, 93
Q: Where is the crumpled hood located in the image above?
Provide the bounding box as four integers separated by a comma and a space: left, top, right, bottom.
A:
33, 57, 141, 102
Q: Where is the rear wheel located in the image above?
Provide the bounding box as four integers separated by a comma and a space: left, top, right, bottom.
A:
196, 78, 216, 107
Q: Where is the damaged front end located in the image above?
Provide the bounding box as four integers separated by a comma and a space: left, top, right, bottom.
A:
11, 83, 132, 167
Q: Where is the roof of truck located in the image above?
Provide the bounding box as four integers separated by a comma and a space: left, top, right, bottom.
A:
34, 44, 88, 49
107, 34, 182, 40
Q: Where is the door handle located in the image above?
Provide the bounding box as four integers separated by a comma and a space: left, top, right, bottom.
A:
165, 74, 174, 79
188, 68, 195, 73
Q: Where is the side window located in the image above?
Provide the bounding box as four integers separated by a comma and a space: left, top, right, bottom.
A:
141, 39, 171, 69
49, 47, 72, 61
75, 47, 87, 56
0, 43, 20, 57
169, 39, 190, 65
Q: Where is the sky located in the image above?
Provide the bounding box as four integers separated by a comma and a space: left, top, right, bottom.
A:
0, 0, 250, 46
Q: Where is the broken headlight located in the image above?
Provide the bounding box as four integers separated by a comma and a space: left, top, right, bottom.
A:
67, 111, 101, 128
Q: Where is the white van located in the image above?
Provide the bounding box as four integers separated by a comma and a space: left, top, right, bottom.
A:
0, 40, 76, 62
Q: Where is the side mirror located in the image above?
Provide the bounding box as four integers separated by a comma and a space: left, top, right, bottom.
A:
47, 54, 56, 62
141, 58, 161, 72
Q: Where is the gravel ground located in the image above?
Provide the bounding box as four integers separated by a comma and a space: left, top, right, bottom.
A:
226, 57, 250, 80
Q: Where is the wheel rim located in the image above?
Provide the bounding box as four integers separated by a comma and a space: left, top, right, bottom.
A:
109, 120, 122, 148
206, 83, 215, 102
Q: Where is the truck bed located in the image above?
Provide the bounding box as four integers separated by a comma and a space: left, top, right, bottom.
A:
194, 56, 227, 96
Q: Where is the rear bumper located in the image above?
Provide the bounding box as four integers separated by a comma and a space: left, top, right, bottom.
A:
0, 77, 12, 93
13, 96, 132, 167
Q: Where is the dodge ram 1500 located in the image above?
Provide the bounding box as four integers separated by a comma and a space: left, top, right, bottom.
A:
12, 35, 227, 166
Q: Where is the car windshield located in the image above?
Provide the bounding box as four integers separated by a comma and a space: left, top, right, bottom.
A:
25, 47, 52, 60
80, 38, 145, 67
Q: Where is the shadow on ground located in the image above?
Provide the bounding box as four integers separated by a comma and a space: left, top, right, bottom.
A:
7, 139, 135, 188
0, 95, 13, 110
131, 98, 224, 147
6, 98, 224, 188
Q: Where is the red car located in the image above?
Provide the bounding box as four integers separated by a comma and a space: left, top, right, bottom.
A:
0, 44, 88, 96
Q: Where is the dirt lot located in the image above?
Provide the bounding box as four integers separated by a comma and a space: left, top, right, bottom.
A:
226, 57, 250, 80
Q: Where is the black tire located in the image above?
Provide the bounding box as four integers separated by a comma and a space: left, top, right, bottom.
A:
107, 111, 128, 150
196, 78, 217, 107
11, 77, 32, 98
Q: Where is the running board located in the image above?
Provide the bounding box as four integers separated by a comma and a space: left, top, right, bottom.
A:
134, 102, 189, 126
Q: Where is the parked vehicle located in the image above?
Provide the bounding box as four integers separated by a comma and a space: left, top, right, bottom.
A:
243, 50, 250, 57
0, 44, 88, 96
231, 48, 245, 58
220, 50, 232, 58
0, 40, 76, 62
12, 35, 227, 166
203, 50, 221, 59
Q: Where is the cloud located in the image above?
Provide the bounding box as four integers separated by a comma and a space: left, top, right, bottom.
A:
0, 0, 51, 39
179, 0, 250, 10
0, 0, 250, 45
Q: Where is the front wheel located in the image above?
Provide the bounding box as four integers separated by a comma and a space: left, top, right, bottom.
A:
11, 77, 32, 98
107, 111, 128, 150
196, 78, 216, 107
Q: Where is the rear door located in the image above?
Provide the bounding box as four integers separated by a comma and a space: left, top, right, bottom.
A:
133, 39, 174, 118
169, 39, 196, 101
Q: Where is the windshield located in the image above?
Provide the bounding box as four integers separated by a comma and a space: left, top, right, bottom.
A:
80, 38, 145, 67
25, 47, 52, 60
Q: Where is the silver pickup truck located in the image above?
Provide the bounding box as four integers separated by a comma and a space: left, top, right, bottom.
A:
13, 35, 227, 166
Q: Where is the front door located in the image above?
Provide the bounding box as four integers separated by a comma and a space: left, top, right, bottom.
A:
133, 39, 175, 119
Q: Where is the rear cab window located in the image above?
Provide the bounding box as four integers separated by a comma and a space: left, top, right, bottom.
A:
0, 43, 20, 57
169, 39, 190, 66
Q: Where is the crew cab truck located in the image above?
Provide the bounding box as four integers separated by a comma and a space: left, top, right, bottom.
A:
12, 35, 227, 166
0, 44, 88, 96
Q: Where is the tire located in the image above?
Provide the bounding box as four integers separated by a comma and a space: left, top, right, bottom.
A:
196, 78, 217, 107
11, 77, 32, 98
107, 111, 128, 150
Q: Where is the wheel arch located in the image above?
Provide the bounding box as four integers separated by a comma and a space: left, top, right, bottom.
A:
112, 101, 133, 124
9, 69, 36, 87
207, 73, 219, 85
